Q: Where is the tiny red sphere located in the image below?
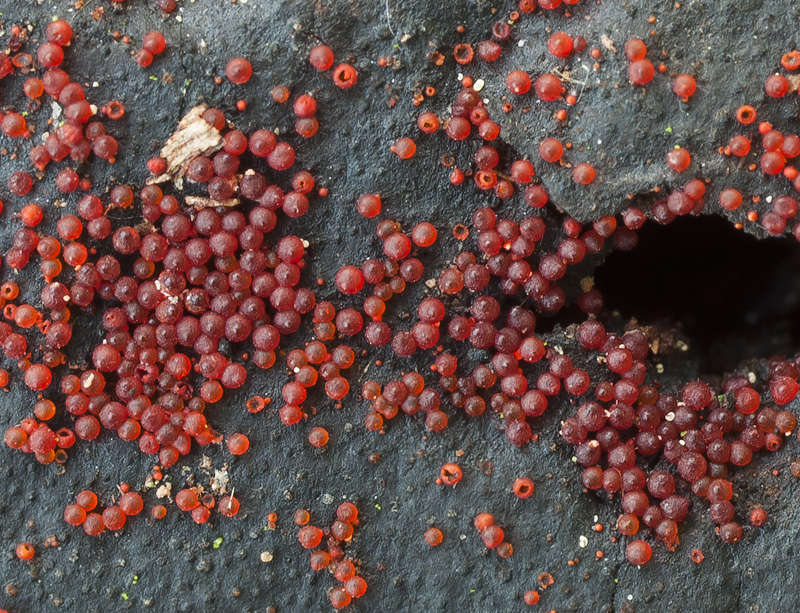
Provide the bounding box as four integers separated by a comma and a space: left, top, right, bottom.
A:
293, 94, 317, 118
64, 504, 87, 526
298, 525, 323, 549
24, 364, 52, 391
750, 507, 767, 527
628, 59, 655, 85
624, 39, 647, 61
424, 527, 443, 546
336, 265, 365, 294
446, 117, 471, 140
356, 193, 382, 218
333, 63, 358, 89
534, 73, 564, 101
143, 32, 167, 55
135, 49, 153, 68
666, 147, 691, 172
761, 151, 786, 175
37, 42, 64, 68
16, 542, 35, 561
506, 70, 531, 95
539, 138, 564, 163
308, 427, 329, 448
227, 432, 250, 455
226, 57, 253, 84
411, 222, 437, 247
417, 112, 440, 133
765, 74, 789, 98
548, 32, 573, 58
673, 74, 697, 100
626, 540, 652, 565
482, 525, 504, 549
573, 163, 595, 185
330, 587, 352, 609
219, 495, 240, 517
391, 137, 416, 159
513, 477, 534, 499
46, 19, 73, 46
309, 45, 334, 70
102, 506, 126, 531
719, 188, 742, 211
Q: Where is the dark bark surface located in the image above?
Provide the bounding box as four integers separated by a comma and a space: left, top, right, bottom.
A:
0, 1, 799, 612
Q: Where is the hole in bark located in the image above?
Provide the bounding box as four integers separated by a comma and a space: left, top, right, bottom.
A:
594, 215, 800, 373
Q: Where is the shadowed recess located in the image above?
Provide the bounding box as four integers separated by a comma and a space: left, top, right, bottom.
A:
594, 215, 800, 374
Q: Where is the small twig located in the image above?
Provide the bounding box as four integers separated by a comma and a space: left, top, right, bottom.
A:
553, 64, 591, 103
385, 0, 395, 36
576, 63, 591, 103
553, 66, 587, 87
